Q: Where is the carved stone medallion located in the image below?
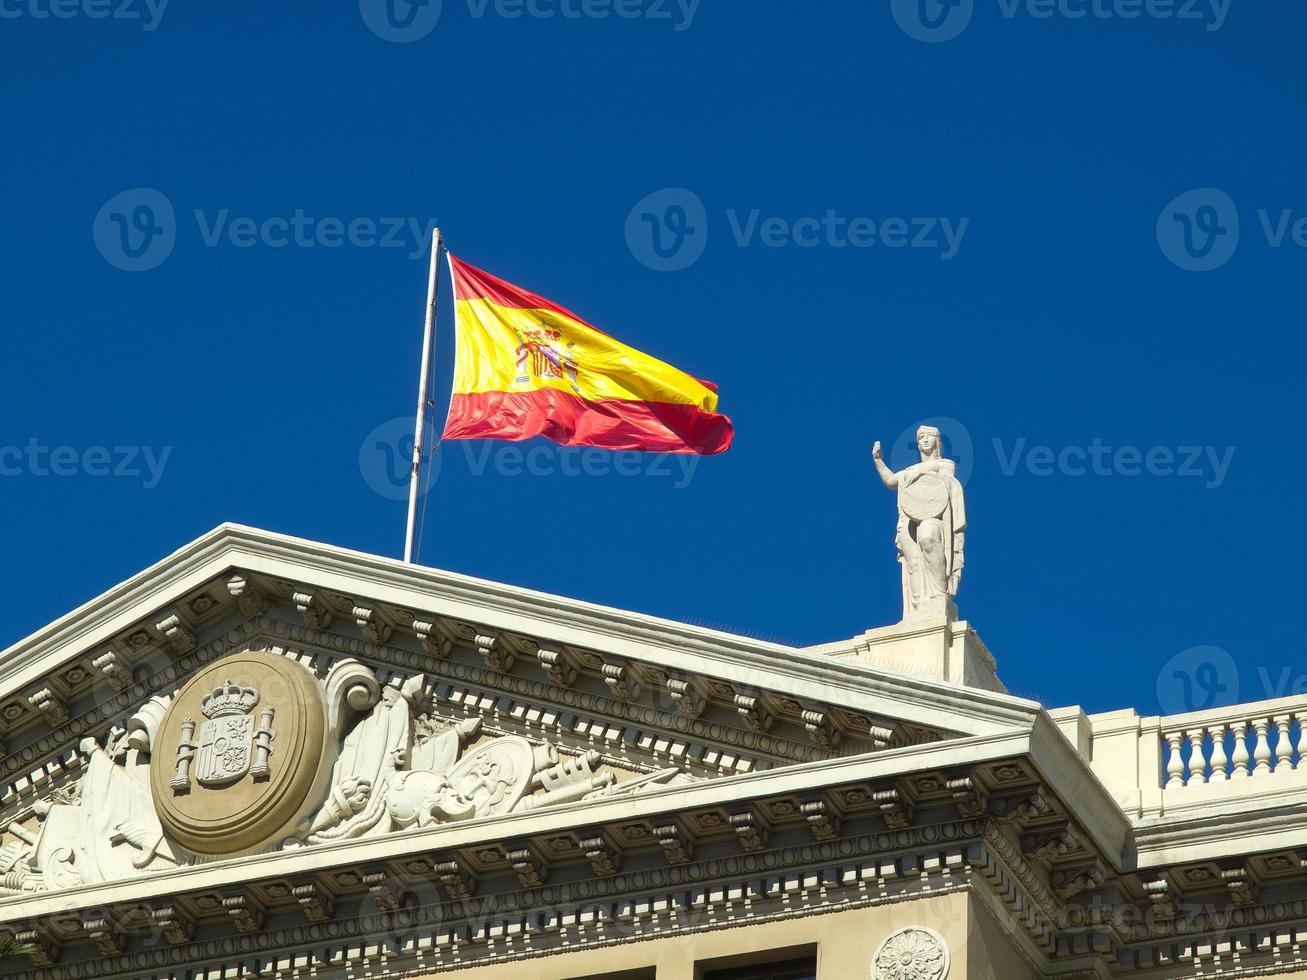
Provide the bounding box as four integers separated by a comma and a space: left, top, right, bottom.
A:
873, 926, 950, 980
151, 652, 328, 856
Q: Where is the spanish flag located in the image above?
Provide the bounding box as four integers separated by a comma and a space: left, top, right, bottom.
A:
442, 255, 733, 455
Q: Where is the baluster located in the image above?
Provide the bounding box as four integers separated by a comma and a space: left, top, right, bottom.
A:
1274, 716, 1292, 772
1164, 730, 1185, 789
1186, 729, 1206, 784
1253, 719, 1272, 775
1231, 720, 1251, 778
1207, 723, 1229, 781
1296, 715, 1304, 770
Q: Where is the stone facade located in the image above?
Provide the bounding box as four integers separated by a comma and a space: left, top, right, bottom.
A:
0, 524, 1302, 979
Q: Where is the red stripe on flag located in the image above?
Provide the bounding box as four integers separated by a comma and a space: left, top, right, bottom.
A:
443, 388, 734, 456
449, 254, 610, 335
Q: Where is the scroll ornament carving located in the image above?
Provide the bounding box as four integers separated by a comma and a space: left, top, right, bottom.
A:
873, 926, 950, 980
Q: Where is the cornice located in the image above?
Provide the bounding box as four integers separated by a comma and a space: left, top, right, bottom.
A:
0, 524, 1042, 737
1132, 785, 1307, 867
0, 726, 1042, 924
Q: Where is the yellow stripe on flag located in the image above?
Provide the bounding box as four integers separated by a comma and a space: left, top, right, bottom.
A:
451, 297, 720, 410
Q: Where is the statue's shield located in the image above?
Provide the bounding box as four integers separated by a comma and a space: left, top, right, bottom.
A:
195, 715, 254, 786
899, 471, 950, 522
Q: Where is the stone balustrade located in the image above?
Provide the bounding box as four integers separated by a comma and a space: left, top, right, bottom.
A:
1158, 701, 1304, 788
1051, 694, 1307, 819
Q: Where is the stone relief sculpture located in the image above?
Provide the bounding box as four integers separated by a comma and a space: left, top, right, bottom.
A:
1, 727, 189, 896
298, 671, 627, 845
873, 926, 950, 980
300, 674, 483, 843
873, 425, 966, 620
171, 680, 275, 792
0, 651, 698, 895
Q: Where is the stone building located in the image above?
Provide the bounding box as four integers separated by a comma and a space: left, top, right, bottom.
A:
0, 523, 1302, 979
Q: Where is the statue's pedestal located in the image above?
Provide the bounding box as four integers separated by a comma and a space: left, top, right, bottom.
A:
809, 606, 1007, 693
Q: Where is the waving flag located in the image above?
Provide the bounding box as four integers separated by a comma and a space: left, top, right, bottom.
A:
442, 254, 733, 455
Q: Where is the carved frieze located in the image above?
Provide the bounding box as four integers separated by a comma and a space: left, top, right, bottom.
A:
0, 630, 733, 915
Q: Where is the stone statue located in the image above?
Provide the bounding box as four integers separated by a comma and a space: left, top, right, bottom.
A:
872, 425, 966, 620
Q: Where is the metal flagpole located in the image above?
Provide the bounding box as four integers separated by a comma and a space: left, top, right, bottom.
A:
404, 226, 443, 563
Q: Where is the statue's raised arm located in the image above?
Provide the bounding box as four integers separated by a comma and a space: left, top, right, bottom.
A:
871, 441, 898, 489
873, 425, 966, 621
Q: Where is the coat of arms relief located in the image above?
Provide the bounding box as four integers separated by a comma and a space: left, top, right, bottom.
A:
0, 649, 698, 896
170, 680, 276, 793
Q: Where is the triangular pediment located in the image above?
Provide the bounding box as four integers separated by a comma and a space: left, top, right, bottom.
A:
0, 525, 1060, 975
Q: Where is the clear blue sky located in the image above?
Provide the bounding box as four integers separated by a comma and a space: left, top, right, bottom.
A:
1, 1, 1300, 716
